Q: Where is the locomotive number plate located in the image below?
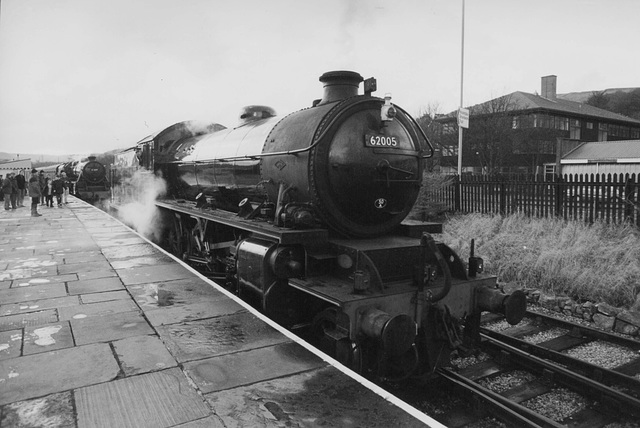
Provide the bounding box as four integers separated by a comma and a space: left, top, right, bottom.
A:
365, 134, 400, 148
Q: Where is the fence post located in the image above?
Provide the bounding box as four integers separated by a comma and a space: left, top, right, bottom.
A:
554, 174, 561, 218
499, 175, 506, 216
454, 175, 461, 212
625, 175, 634, 222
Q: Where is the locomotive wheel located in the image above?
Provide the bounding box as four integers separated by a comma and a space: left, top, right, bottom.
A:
168, 216, 189, 260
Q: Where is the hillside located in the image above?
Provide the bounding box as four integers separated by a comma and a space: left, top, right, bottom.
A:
558, 87, 639, 103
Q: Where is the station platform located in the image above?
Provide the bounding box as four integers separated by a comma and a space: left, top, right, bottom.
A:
0, 198, 442, 427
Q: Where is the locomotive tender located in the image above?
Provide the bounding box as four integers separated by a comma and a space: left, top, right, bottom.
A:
117, 71, 526, 379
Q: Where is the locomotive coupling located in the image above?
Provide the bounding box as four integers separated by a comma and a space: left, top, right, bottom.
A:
359, 307, 416, 356
476, 287, 527, 325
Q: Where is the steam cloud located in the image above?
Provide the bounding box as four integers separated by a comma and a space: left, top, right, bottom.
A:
114, 170, 167, 242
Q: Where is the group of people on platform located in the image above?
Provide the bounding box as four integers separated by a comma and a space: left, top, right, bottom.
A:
1, 169, 70, 217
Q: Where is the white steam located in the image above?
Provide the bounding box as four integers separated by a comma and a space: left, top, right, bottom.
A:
115, 170, 167, 242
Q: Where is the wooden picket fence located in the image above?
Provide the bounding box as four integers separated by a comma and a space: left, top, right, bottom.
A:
428, 173, 640, 227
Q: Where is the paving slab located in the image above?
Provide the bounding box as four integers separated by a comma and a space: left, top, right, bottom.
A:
93, 235, 148, 248
110, 255, 175, 269
116, 263, 198, 286
0, 391, 75, 427
58, 299, 139, 321
67, 276, 125, 295
101, 243, 165, 260
0, 329, 22, 361
185, 341, 325, 393
145, 299, 245, 326
23, 322, 74, 355
57, 260, 113, 274
0, 309, 58, 332
11, 273, 78, 286
75, 368, 211, 428
0, 295, 80, 316
70, 311, 154, 345
80, 290, 130, 304
157, 311, 289, 363
0, 283, 67, 305
112, 335, 177, 376
128, 278, 226, 310
0, 343, 119, 406
76, 268, 118, 281
205, 366, 428, 428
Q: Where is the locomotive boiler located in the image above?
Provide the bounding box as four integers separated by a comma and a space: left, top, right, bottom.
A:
117, 71, 526, 380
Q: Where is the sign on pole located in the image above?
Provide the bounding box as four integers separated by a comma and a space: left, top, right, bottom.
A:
458, 108, 469, 129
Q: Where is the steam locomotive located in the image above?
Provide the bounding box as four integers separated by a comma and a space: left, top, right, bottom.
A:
40, 156, 110, 204
114, 71, 526, 380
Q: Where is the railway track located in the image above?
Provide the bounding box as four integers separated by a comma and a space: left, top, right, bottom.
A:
418, 310, 640, 427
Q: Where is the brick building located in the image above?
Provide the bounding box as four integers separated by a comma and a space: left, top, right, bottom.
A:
434, 76, 640, 176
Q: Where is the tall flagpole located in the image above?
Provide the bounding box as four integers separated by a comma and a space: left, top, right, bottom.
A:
457, 0, 465, 176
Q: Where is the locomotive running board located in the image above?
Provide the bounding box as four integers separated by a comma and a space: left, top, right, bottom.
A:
155, 199, 329, 245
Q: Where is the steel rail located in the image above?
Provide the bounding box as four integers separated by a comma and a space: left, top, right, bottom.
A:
480, 333, 640, 417
525, 310, 640, 350
437, 368, 564, 428
481, 327, 640, 394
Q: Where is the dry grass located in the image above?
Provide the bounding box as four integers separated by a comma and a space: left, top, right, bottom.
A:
438, 213, 640, 307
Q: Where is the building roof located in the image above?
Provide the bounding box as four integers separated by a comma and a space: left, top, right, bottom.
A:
0, 158, 32, 171
562, 140, 640, 162
462, 91, 640, 125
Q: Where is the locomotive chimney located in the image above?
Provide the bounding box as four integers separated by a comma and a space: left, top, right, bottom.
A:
318, 71, 364, 105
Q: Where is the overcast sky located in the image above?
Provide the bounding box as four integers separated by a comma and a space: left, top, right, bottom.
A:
1, 0, 639, 157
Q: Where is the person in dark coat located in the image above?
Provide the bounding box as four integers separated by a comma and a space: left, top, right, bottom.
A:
52, 175, 64, 207
28, 169, 42, 217
38, 170, 46, 204
2, 173, 13, 210
9, 173, 18, 209
43, 178, 54, 207
16, 170, 26, 207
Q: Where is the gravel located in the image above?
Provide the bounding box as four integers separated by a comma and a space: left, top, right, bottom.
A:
478, 370, 536, 393
522, 388, 588, 421
564, 341, 638, 369
483, 318, 531, 332
521, 327, 568, 344
449, 352, 490, 370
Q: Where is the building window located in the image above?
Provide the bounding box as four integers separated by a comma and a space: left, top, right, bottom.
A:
586, 122, 593, 129
512, 117, 520, 129
598, 123, 607, 141
558, 117, 569, 131
441, 123, 456, 134
631, 128, 640, 139
441, 145, 458, 157
570, 119, 581, 140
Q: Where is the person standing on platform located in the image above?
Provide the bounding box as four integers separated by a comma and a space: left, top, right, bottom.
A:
16, 170, 26, 207
0, 175, 3, 203
9, 173, 18, 210
3, 173, 14, 210
52, 175, 64, 207
61, 172, 70, 204
38, 170, 46, 205
43, 177, 54, 207
28, 169, 42, 217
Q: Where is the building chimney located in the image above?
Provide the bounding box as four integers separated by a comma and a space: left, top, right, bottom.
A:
541, 75, 557, 100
